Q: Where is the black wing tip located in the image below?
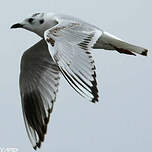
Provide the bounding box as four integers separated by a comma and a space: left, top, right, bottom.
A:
23, 91, 52, 151
90, 87, 99, 103
91, 94, 99, 103
33, 146, 37, 150
91, 91, 99, 103
90, 71, 99, 103
37, 141, 41, 148
141, 49, 148, 56
37, 108, 52, 148
32, 106, 54, 150
33, 123, 48, 150
33, 140, 41, 150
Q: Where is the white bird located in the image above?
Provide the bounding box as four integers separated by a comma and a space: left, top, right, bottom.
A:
11, 12, 148, 150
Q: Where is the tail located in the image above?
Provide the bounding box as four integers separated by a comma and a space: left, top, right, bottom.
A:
93, 32, 148, 56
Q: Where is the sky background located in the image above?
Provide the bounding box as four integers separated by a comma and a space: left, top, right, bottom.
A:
0, 0, 152, 152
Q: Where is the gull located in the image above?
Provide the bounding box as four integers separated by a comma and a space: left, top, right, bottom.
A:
11, 12, 148, 150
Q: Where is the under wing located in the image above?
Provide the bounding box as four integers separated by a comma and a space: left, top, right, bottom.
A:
20, 39, 60, 149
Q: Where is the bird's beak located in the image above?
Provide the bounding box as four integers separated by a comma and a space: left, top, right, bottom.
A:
10, 23, 24, 29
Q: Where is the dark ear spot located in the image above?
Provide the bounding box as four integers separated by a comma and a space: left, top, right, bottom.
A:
39, 19, 44, 24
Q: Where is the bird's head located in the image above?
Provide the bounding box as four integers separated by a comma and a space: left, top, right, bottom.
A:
11, 12, 57, 37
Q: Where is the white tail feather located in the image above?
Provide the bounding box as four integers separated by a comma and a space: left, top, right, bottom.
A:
103, 32, 148, 56
93, 32, 148, 56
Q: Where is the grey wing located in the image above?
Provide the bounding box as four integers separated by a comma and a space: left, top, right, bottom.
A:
19, 39, 60, 150
56, 14, 148, 56
44, 19, 101, 102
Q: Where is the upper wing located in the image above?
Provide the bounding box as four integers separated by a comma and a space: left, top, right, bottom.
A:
20, 39, 60, 150
44, 19, 101, 102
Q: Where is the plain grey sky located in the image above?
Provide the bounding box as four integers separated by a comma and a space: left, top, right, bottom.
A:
0, 0, 152, 151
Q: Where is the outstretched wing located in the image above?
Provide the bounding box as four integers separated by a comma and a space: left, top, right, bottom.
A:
20, 39, 60, 150
44, 19, 101, 102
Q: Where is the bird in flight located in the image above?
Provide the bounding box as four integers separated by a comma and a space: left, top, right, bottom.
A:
11, 12, 148, 150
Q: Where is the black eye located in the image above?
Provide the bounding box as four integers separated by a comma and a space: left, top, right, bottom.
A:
28, 18, 34, 23
39, 19, 44, 24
